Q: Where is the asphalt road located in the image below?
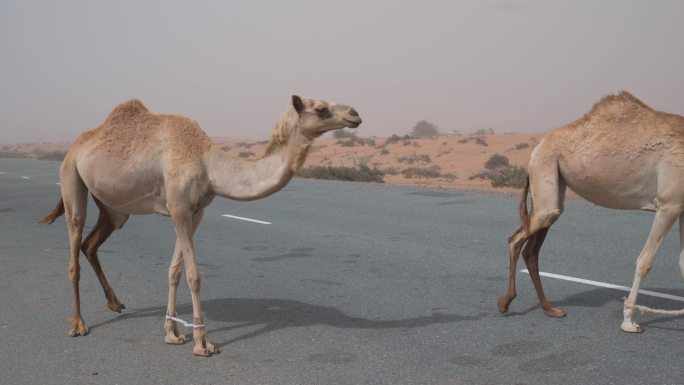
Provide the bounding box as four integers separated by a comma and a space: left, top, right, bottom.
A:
1, 157, 683, 385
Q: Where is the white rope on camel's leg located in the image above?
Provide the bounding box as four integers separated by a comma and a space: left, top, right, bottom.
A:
165, 314, 205, 329
622, 297, 684, 316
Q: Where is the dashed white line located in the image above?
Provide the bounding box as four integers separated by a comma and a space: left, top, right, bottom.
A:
55, 182, 61, 185
222, 214, 271, 225
521, 269, 684, 302
20, 176, 30, 179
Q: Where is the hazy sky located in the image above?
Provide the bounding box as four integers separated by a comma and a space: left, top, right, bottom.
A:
1, 0, 683, 143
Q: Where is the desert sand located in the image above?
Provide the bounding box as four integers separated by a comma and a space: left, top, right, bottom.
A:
1, 132, 544, 192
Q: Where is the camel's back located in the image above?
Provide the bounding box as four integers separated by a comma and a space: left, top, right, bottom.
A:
548, 92, 684, 155
74, 99, 212, 162
534, 92, 684, 209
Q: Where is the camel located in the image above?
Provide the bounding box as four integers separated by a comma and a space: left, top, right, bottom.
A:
39, 95, 362, 356
497, 91, 684, 332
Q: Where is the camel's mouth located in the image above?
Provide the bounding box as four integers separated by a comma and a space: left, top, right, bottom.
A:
343, 118, 362, 128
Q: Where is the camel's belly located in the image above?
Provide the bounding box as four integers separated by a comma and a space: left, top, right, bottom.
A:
76, 155, 169, 215
559, 155, 658, 210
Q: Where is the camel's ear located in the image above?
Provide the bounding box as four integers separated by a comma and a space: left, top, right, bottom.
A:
292, 95, 304, 113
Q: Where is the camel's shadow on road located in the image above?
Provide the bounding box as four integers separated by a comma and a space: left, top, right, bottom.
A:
90, 297, 483, 347
504, 287, 684, 331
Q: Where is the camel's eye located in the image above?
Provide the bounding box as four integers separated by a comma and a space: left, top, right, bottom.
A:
315, 106, 328, 114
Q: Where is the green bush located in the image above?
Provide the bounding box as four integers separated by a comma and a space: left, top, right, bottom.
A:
297, 164, 385, 183
411, 120, 440, 138
397, 153, 431, 164
485, 154, 509, 170
515, 142, 530, 149
470, 166, 526, 188
238, 151, 255, 158
401, 165, 442, 178
333, 129, 354, 139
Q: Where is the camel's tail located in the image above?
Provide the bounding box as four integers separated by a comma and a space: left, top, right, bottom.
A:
518, 175, 531, 232
39, 197, 65, 224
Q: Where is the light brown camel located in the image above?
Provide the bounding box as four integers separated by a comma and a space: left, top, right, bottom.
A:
39, 95, 362, 356
498, 91, 684, 333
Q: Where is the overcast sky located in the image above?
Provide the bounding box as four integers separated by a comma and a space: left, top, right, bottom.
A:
1, 0, 683, 143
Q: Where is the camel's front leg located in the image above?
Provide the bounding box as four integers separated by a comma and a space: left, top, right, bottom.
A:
164, 241, 190, 345
62, 165, 89, 337
622, 204, 680, 333
171, 209, 217, 357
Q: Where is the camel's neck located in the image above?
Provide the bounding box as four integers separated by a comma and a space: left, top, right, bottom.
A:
206, 133, 313, 201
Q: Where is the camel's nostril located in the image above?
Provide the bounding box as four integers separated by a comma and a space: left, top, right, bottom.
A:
349, 109, 359, 117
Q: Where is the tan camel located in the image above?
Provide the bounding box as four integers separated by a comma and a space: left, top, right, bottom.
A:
39, 95, 362, 356
498, 91, 684, 332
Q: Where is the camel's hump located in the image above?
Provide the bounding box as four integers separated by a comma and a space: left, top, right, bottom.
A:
106, 99, 150, 123
590, 90, 652, 112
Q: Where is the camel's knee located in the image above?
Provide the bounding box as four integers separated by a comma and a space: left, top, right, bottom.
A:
531, 209, 561, 231
636, 257, 653, 277
169, 266, 182, 287
186, 271, 201, 292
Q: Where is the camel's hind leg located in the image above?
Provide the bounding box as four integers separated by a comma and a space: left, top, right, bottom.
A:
498, 157, 565, 315
621, 203, 681, 332
60, 159, 89, 336
80, 197, 129, 313
521, 228, 565, 317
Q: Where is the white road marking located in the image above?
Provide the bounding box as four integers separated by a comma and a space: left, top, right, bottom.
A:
521, 269, 684, 302
0, 171, 4, 174
55, 182, 61, 185
20, 176, 30, 179
222, 214, 271, 225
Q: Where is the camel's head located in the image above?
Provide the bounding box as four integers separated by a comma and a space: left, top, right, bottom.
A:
291, 95, 362, 137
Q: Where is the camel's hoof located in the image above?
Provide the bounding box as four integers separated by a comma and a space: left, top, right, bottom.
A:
544, 307, 566, 318
68, 322, 89, 337
497, 296, 511, 314
193, 346, 214, 357
107, 301, 126, 313
620, 322, 644, 333
164, 334, 190, 345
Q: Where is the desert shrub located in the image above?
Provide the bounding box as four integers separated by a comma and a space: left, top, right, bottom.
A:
379, 148, 390, 155
485, 154, 509, 170
397, 153, 431, 164
470, 166, 526, 188
333, 129, 354, 139
457, 136, 488, 146
411, 120, 440, 138
37, 151, 67, 161
338, 138, 357, 147
515, 142, 530, 149
297, 164, 385, 183
385, 134, 413, 145
401, 165, 442, 178
490, 166, 526, 188
238, 151, 255, 158
336, 134, 373, 147
472, 128, 494, 135
221, 145, 232, 151
382, 167, 399, 175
